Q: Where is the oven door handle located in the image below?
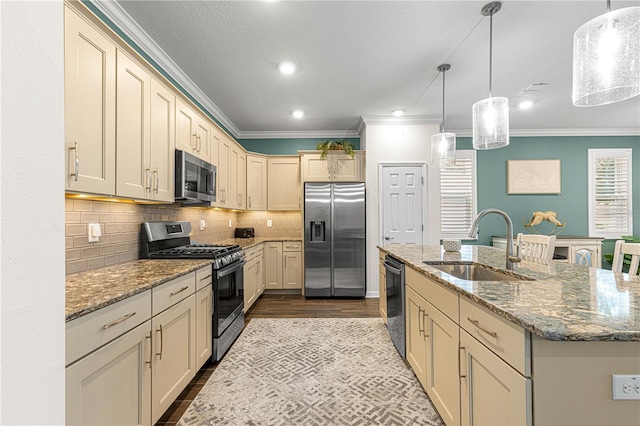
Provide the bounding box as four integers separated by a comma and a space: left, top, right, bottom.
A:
216, 258, 246, 279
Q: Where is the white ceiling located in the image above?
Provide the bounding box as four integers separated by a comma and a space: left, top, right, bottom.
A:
113, 0, 640, 138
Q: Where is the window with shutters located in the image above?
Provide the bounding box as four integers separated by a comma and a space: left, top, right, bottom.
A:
439, 150, 477, 239
588, 148, 633, 238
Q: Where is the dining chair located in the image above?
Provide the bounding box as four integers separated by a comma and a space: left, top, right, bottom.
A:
611, 240, 640, 276
516, 233, 557, 261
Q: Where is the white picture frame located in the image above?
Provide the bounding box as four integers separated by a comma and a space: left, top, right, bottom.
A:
507, 159, 561, 194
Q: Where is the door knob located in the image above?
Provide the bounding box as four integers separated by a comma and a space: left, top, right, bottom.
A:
385, 236, 391, 240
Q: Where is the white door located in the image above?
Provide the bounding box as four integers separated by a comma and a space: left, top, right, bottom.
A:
381, 165, 424, 244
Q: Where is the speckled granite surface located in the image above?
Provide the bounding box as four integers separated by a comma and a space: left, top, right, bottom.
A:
66, 238, 301, 322
380, 244, 640, 342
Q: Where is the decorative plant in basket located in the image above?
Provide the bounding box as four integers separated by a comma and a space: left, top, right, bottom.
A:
316, 139, 355, 160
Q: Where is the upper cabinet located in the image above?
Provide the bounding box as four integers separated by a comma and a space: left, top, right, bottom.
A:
268, 157, 301, 211
246, 155, 267, 211
216, 134, 246, 210
64, 6, 116, 195
301, 151, 364, 182
175, 98, 210, 163
115, 52, 175, 202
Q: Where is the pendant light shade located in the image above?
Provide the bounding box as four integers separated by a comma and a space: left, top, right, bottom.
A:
431, 63, 456, 167
572, 5, 640, 107
472, 2, 509, 150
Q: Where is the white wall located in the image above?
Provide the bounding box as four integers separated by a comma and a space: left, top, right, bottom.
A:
360, 120, 440, 297
0, 1, 66, 424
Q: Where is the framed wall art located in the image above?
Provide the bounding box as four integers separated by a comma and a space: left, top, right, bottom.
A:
507, 159, 561, 194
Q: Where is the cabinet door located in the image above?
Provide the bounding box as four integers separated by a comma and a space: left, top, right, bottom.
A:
268, 157, 301, 210
195, 285, 213, 369
572, 245, 601, 268
283, 251, 302, 289
149, 79, 175, 202
66, 320, 151, 426
256, 252, 265, 295
64, 6, 116, 195
217, 135, 231, 207
116, 51, 151, 200
405, 285, 428, 390
152, 295, 196, 424
247, 155, 268, 211
195, 116, 211, 163
175, 98, 197, 155
265, 242, 283, 289
332, 153, 362, 182
302, 153, 331, 182
379, 260, 387, 323
243, 257, 257, 311
426, 304, 461, 426
460, 329, 532, 426
237, 150, 246, 210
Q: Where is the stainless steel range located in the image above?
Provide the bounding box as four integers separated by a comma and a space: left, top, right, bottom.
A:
140, 221, 246, 361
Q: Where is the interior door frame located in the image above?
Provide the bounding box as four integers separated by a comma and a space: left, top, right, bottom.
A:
378, 162, 428, 246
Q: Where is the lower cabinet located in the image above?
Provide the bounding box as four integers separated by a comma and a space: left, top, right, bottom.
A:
151, 294, 196, 424
265, 241, 302, 290
460, 329, 531, 426
244, 244, 265, 311
66, 320, 152, 426
195, 284, 213, 369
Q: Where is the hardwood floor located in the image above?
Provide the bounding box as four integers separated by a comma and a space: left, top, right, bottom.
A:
155, 293, 381, 425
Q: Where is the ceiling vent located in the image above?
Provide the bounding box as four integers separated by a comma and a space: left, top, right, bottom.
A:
514, 83, 550, 97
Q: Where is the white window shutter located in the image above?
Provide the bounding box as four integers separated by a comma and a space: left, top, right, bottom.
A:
439, 150, 477, 238
588, 148, 633, 238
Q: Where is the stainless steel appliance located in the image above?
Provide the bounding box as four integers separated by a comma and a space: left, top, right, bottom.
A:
140, 221, 245, 361
175, 149, 216, 206
384, 254, 405, 358
304, 182, 366, 297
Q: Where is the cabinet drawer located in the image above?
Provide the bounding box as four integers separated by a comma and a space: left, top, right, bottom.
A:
66, 290, 151, 366
195, 265, 213, 292
283, 241, 301, 252
244, 247, 257, 259
460, 297, 531, 376
405, 266, 459, 323
152, 272, 196, 315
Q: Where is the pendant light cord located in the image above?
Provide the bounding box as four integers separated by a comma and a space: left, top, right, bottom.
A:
607, 0, 611, 12
489, 12, 493, 98
441, 70, 446, 132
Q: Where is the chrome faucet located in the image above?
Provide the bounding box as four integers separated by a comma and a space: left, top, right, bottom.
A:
468, 208, 521, 270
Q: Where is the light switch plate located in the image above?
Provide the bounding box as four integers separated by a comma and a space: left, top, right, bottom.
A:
267, 219, 272, 228
612, 375, 640, 400
228, 219, 232, 228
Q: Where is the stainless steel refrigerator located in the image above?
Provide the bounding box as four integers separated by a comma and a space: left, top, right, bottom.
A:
304, 182, 366, 297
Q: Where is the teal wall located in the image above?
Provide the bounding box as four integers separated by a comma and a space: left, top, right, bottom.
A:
237, 138, 360, 155
456, 135, 640, 264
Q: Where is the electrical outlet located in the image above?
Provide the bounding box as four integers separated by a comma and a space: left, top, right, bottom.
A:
267, 219, 272, 228
612, 375, 640, 400
228, 219, 232, 228
200, 220, 206, 231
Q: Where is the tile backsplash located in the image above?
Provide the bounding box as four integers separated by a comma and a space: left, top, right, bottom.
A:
65, 199, 302, 274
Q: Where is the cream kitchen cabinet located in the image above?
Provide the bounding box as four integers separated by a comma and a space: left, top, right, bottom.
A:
265, 241, 302, 290
247, 154, 268, 211
116, 51, 175, 202
233, 147, 247, 210
176, 97, 211, 163
217, 134, 231, 207
195, 266, 213, 369
492, 236, 603, 268
267, 156, 301, 210
301, 151, 364, 182
244, 244, 265, 311
64, 5, 116, 195
216, 135, 246, 209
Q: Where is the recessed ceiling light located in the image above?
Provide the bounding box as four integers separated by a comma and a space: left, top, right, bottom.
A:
292, 110, 304, 118
518, 100, 534, 110
278, 62, 296, 75
392, 109, 405, 117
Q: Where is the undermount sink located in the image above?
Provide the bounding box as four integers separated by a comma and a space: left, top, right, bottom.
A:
424, 262, 534, 282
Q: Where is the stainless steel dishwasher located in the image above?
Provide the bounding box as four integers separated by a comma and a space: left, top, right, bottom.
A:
384, 254, 405, 358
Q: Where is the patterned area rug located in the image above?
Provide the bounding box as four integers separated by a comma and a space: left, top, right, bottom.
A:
178, 318, 444, 426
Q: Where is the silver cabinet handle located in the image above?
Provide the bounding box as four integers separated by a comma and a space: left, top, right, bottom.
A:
192, 133, 198, 151
70, 142, 79, 181
170, 285, 189, 296
199, 274, 212, 282
460, 346, 467, 380
248, 196, 251, 208
154, 167, 159, 194
298, 196, 301, 209
467, 317, 498, 338
102, 312, 136, 329
145, 331, 152, 366
423, 312, 429, 338
418, 307, 424, 336
156, 324, 163, 360
197, 134, 202, 153
146, 167, 151, 192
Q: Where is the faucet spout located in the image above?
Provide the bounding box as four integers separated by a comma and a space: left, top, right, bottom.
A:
468, 208, 521, 270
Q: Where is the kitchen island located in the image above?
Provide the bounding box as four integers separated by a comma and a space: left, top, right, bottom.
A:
379, 244, 640, 426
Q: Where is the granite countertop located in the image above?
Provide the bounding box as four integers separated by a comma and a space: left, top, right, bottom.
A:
66, 237, 301, 322
379, 244, 640, 342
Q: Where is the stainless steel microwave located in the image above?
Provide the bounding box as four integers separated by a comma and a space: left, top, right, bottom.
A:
175, 149, 216, 206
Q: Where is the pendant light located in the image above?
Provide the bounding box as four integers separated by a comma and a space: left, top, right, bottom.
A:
472, 2, 509, 150
572, 1, 640, 107
431, 64, 456, 167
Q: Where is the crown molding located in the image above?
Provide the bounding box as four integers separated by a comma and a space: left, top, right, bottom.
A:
236, 130, 360, 140
357, 115, 441, 134
451, 128, 640, 137
89, 0, 240, 138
